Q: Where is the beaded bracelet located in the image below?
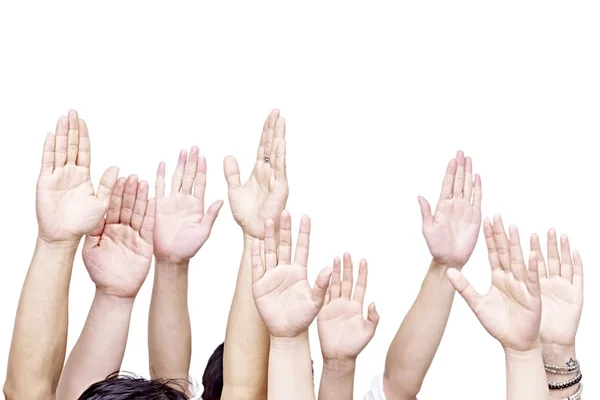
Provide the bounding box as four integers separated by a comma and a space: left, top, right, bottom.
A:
548, 371, 582, 390
544, 358, 579, 374
551, 383, 583, 400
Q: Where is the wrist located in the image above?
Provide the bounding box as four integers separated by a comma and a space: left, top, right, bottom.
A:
155, 258, 190, 271
94, 289, 136, 307
323, 357, 357, 375
542, 343, 576, 364
504, 344, 544, 364
270, 330, 309, 349
431, 258, 464, 271
36, 236, 80, 251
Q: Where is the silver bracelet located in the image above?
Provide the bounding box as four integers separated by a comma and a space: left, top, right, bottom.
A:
545, 358, 579, 374
550, 383, 583, 400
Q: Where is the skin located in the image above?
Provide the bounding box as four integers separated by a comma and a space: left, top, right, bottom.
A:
448, 217, 549, 400
221, 110, 288, 400
383, 151, 482, 400
56, 175, 156, 400
4, 111, 118, 400
148, 147, 222, 396
317, 255, 380, 400
251, 213, 333, 400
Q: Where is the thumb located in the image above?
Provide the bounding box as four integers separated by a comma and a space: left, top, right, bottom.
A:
85, 218, 105, 248
96, 166, 120, 206
311, 266, 333, 309
223, 156, 241, 189
364, 302, 380, 337
199, 200, 224, 237
418, 196, 433, 226
447, 269, 480, 311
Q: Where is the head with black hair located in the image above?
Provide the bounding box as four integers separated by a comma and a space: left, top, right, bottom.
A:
78, 372, 189, 400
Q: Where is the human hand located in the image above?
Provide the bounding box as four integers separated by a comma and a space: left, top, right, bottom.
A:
252, 211, 332, 337
418, 150, 482, 269
530, 231, 583, 348
317, 254, 379, 362
447, 216, 542, 351
154, 147, 224, 263
224, 110, 288, 238
37, 110, 119, 243
82, 175, 156, 299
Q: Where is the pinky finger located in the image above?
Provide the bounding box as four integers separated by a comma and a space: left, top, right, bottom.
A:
140, 198, 156, 243
41, 133, 55, 175
572, 251, 583, 289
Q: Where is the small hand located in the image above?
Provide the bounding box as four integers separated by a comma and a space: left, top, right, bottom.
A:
252, 212, 333, 337
37, 110, 119, 242
317, 254, 379, 362
530, 231, 583, 347
224, 110, 288, 238
82, 175, 156, 299
447, 216, 542, 351
154, 147, 223, 263
418, 150, 482, 268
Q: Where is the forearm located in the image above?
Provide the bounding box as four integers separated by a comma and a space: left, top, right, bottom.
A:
148, 260, 191, 386
269, 332, 315, 400
5, 238, 78, 399
222, 235, 269, 399
56, 291, 134, 400
384, 261, 455, 399
318, 359, 355, 400
543, 343, 579, 399
505, 346, 549, 400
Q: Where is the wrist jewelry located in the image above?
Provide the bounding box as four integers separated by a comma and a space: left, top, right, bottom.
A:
551, 383, 583, 400
548, 371, 582, 390
544, 358, 580, 374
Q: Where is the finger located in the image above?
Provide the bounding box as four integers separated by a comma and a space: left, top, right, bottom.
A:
311, 266, 333, 310
572, 250, 583, 289
293, 215, 311, 268
130, 181, 149, 232
508, 225, 527, 281
447, 269, 481, 311
324, 286, 331, 305
463, 156, 473, 201
85, 218, 105, 247
530, 233, 548, 279
263, 109, 279, 162
264, 219, 277, 270
140, 198, 156, 244
547, 229, 560, 277
120, 175, 139, 226
155, 162, 166, 198
251, 239, 265, 283
277, 210, 293, 264
472, 174, 482, 208
526, 251, 541, 298
40, 133, 55, 175
256, 113, 271, 161
198, 200, 224, 239
439, 158, 457, 200
193, 156, 207, 207
559, 234, 573, 281
330, 257, 342, 300
171, 150, 187, 194
273, 140, 287, 183
418, 196, 433, 226
66, 109, 79, 164
492, 215, 511, 271
181, 146, 199, 195
77, 119, 91, 168
364, 303, 380, 337
483, 217, 501, 271
270, 115, 286, 163
96, 166, 120, 207
352, 259, 368, 304
106, 177, 126, 224
54, 115, 68, 167
452, 150, 465, 198
341, 253, 354, 300
223, 156, 242, 189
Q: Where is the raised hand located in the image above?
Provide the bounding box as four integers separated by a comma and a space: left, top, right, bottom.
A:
530, 231, 583, 347
418, 150, 482, 268
154, 147, 223, 262
252, 211, 332, 337
37, 110, 119, 242
447, 216, 542, 351
318, 254, 379, 362
82, 175, 156, 298
224, 110, 288, 238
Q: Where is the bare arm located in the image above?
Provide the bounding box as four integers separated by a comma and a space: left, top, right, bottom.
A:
269, 333, 315, 400
505, 346, 548, 400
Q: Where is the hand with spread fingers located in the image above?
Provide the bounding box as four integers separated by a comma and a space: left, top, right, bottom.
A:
318, 254, 379, 362
447, 216, 542, 351
252, 211, 333, 338
418, 150, 482, 268
82, 175, 156, 298
154, 147, 224, 263
224, 109, 289, 239
37, 109, 119, 243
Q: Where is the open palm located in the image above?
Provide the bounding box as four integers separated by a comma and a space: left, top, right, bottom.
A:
530, 231, 583, 347
37, 110, 118, 242
318, 255, 379, 361
419, 151, 482, 268
224, 110, 288, 238
83, 176, 155, 299
448, 217, 542, 351
154, 148, 223, 262
252, 212, 332, 338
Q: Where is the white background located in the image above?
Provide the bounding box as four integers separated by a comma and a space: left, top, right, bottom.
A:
0, 1, 598, 399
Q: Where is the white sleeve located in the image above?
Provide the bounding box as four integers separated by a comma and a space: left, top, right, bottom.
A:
188, 375, 202, 400
363, 375, 386, 400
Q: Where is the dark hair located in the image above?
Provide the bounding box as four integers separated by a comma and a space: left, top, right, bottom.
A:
78, 372, 189, 400
201, 343, 224, 400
